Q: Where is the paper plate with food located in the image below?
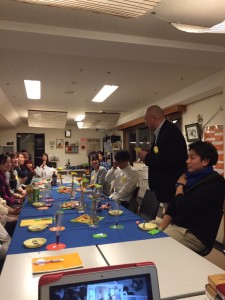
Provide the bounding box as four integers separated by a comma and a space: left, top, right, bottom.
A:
61, 201, 78, 209
37, 206, 49, 210
108, 210, 123, 216
138, 222, 157, 231
57, 186, 71, 194
28, 224, 48, 232
23, 238, 47, 248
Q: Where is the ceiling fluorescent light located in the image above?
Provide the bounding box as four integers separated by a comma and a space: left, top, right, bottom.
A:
75, 114, 85, 122
24, 80, 41, 99
171, 20, 225, 34
77, 121, 84, 129
92, 85, 118, 103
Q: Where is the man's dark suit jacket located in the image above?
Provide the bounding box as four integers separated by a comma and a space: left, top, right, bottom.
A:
144, 119, 187, 204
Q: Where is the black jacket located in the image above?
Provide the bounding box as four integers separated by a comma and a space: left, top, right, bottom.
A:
145, 120, 187, 203
166, 171, 225, 248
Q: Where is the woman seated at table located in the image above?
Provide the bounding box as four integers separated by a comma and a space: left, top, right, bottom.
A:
97, 151, 111, 171
16, 152, 33, 185
38, 152, 51, 168
0, 154, 23, 207
5, 153, 26, 202
154, 141, 225, 253
88, 151, 110, 196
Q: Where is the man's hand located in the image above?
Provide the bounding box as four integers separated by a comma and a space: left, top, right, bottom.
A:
19, 176, 28, 184
112, 161, 119, 169
177, 173, 187, 186
139, 150, 148, 161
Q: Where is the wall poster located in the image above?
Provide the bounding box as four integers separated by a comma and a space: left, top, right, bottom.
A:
204, 125, 224, 176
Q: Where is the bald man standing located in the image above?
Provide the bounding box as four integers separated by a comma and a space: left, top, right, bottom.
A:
139, 105, 187, 210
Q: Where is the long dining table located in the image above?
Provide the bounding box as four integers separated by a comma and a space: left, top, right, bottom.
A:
8, 182, 167, 255
2, 179, 224, 300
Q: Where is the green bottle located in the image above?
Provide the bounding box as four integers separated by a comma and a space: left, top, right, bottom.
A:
33, 182, 39, 202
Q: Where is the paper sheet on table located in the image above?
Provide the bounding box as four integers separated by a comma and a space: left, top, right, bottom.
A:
20, 218, 53, 227
32, 252, 83, 274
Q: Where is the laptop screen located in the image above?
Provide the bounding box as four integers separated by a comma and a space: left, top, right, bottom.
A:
49, 273, 152, 300
39, 262, 160, 300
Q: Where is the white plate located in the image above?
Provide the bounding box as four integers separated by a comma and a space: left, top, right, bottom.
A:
28, 224, 48, 232
138, 222, 157, 231
23, 238, 47, 248
108, 210, 123, 216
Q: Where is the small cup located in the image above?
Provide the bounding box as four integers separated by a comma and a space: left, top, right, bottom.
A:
26, 185, 33, 203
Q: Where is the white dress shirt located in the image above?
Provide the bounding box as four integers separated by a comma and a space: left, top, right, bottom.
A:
105, 163, 138, 202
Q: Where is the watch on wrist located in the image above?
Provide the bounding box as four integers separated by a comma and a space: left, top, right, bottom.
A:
175, 182, 185, 188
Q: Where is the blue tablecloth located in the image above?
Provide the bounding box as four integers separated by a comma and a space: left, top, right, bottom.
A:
8, 187, 167, 254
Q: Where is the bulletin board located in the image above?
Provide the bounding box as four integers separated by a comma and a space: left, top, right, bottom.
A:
204, 125, 224, 176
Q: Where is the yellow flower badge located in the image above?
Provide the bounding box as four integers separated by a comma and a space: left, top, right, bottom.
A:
153, 146, 159, 154
121, 176, 127, 182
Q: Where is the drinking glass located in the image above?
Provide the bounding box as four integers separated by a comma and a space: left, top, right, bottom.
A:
49, 202, 61, 231
110, 200, 124, 229
44, 179, 51, 199
77, 191, 85, 213
88, 197, 99, 228
46, 211, 66, 250
26, 185, 33, 204
70, 177, 76, 200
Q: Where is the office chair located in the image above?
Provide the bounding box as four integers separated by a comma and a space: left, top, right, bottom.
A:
196, 209, 224, 257
138, 189, 160, 221
128, 187, 140, 214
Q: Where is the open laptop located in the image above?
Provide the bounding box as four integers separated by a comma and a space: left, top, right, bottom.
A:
38, 262, 160, 300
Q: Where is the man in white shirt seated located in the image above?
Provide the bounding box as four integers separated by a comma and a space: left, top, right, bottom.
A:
105, 150, 138, 209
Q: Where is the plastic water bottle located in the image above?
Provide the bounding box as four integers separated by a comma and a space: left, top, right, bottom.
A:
42, 168, 46, 178
45, 180, 51, 199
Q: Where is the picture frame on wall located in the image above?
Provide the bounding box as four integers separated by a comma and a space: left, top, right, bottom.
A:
65, 130, 71, 138
56, 139, 64, 149
65, 145, 79, 153
185, 123, 201, 142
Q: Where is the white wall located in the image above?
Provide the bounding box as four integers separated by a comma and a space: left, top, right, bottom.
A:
0, 124, 122, 167
183, 93, 225, 141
